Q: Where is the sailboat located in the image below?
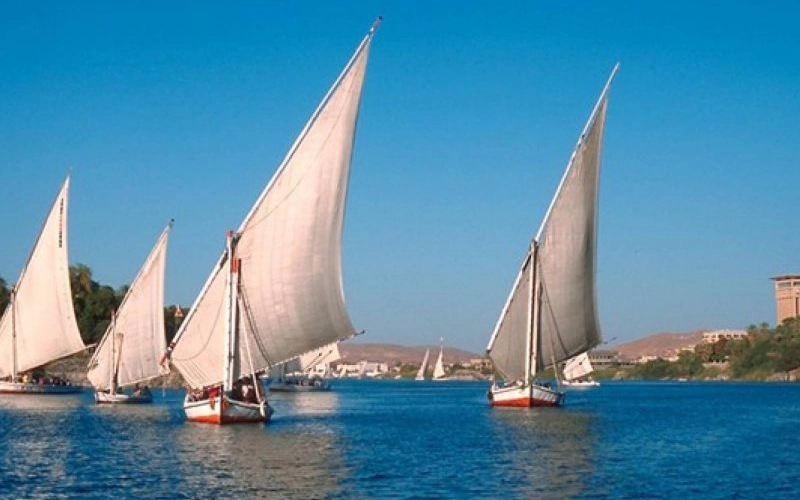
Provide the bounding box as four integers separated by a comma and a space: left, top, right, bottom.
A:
163, 18, 381, 424
414, 349, 430, 381
432, 340, 447, 381
0, 176, 86, 394
486, 65, 618, 407
86, 221, 172, 403
562, 352, 599, 388
268, 341, 340, 392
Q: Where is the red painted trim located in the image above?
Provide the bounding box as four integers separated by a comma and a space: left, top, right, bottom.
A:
491, 397, 562, 408
187, 414, 266, 425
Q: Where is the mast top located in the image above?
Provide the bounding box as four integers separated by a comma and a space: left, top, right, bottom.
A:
370, 16, 383, 33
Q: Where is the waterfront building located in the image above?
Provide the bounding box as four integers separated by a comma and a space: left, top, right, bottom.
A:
771, 275, 800, 325
702, 330, 748, 344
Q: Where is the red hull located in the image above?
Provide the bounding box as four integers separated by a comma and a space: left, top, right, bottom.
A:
187, 414, 267, 424
490, 397, 560, 408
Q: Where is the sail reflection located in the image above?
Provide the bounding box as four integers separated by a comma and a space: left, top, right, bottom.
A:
0, 392, 85, 411
271, 390, 340, 419
490, 408, 598, 498
173, 420, 347, 499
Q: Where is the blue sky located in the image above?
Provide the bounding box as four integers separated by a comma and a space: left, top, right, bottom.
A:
1, 2, 798, 353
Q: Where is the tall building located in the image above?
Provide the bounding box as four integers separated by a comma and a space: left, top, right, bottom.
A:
771, 275, 800, 325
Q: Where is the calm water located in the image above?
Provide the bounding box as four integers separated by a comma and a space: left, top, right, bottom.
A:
1, 380, 799, 499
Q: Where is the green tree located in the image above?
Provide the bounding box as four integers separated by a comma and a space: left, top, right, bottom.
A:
69, 264, 124, 344
0, 276, 9, 317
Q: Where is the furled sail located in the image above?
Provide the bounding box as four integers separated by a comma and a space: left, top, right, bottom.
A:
563, 352, 594, 381
0, 177, 85, 378
415, 349, 430, 380
86, 222, 171, 391
170, 21, 378, 389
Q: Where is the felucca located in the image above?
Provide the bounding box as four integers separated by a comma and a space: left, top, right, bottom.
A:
268, 341, 341, 392
0, 176, 86, 394
164, 18, 381, 424
86, 221, 172, 403
562, 352, 599, 388
432, 340, 446, 381
486, 65, 618, 407
414, 349, 430, 381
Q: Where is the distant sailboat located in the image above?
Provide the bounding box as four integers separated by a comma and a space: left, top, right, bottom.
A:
486, 65, 618, 407
164, 18, 381, 424
269, 341, 340, 392
432, 340, 446, 381
562, 352, 599, 388
0, 176, 85, 394
415, 349, 430, 381
86, 221, 172, 403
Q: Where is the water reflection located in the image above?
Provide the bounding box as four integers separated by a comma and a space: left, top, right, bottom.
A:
490, 407, 598, 498
0, 393, 85, 498
0, 392, 85, 411
172, 415, 348, 499
271, 390, 340, 419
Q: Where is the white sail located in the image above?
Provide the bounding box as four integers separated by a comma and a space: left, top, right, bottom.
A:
0, 176, 85, 379
170, 21, 379, 390
415, 349, 430, 381
86, 222, 172, 391
487, 65, 617, 379
298, 342, 341, 373
432, 345, 446, 380
563, 352, 594, 381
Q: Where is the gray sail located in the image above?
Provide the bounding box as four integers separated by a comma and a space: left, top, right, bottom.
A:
487, 65, 617, 379
486, 251, 532, 382
534, 84, 611, 370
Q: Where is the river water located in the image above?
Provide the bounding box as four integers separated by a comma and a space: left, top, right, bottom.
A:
1, 380, 798, 499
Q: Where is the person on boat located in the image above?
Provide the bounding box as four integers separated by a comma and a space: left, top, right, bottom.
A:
241, 377, 257, 403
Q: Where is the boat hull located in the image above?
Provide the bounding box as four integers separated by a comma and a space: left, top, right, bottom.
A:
269, 379, 330, 393
563, 380, 600, 388
489, 382, 564, 407
94, 391, 153, 404
0, 381, 82, 395
183, 394, 271, 424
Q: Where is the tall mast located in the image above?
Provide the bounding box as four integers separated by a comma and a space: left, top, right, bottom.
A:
524, 243, 538, 381
222, 230, 240, 392
109, 311, 116, 394
11, 288, 17, 381
529, 243, 544, 380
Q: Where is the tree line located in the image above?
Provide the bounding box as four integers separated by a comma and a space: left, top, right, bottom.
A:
0, 265, 185, 345
625, 319, 800, 380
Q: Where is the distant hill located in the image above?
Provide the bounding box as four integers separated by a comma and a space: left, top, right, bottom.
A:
339, 343, 480, 365
611, 331, 705, 359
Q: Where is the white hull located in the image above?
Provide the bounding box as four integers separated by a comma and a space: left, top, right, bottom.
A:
489, 382, 564, 407
0, 381, 82, 395
563, 379, 600, 388
269, 378, 330, 392
183, 394, 271, 424
94, 390, 153, 404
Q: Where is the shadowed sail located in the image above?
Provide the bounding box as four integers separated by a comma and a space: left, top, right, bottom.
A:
486, 65, 617, 407
0, 177, 85, 380
87, 222, 172, 393
169, 20, 379, 393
